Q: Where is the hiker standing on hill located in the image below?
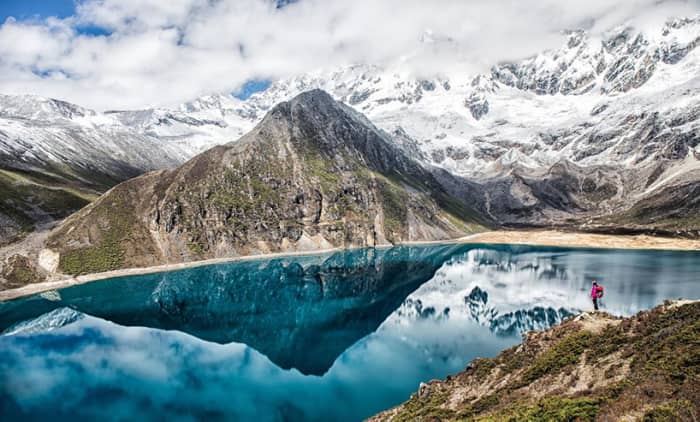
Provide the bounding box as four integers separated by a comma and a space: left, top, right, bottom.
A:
591, 281, 604, 310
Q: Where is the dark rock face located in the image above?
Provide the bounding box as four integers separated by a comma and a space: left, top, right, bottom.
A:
47, 90, 485, 275
599, 182, 700, 237
430, 154, 700, 238
466, 93, 489, 120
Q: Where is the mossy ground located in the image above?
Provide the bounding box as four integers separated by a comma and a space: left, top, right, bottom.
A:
376, 177, 409, 241
393, 390, 454, 422
517, 329, 594, 386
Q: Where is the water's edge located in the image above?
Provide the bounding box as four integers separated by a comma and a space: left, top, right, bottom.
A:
3, 230, 699, 302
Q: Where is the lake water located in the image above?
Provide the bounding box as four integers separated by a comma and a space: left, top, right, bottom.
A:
1, 244, 699, 421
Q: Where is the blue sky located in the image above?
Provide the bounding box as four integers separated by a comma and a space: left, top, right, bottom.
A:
0, 0, 76, 22
0, 0, 110, 36
0, 0, 298, 23
234, 79, 272, 100
0, 0, 297, 22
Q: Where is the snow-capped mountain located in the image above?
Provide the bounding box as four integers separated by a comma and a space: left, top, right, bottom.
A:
6, 17, 698, 179
245, 17, 700, 178
0, 94, 186, 186
396, 288, 573, 337
2, 307, 84, 336
105, 94, 257, 158
1, 16, 699, 239
231, 17, 700, 233
0, 94, 203, 244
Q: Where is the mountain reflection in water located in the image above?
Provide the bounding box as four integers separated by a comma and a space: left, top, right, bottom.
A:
0, 244, 467, 375
1, 244, 699, 421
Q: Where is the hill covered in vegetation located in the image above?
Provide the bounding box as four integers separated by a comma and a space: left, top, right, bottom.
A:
371, 300, 700, 421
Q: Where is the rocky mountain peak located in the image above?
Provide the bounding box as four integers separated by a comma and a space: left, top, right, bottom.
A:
264, 88, 351, 131
45, 90, 483, 275
256, 89, 412, 176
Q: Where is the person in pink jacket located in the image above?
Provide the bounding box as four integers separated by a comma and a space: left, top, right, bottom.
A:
591, 281, 602, 310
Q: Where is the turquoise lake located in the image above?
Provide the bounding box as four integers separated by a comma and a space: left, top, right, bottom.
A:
1, 244, 699, 421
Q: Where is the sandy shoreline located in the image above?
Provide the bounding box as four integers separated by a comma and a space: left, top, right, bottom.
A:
465, 230, 700, 251
1, 230, 698, 302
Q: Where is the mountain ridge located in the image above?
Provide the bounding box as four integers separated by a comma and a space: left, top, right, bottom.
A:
44, 90, 484, 276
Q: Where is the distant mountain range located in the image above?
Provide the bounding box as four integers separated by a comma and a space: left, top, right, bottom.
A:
1, 16, 699, 257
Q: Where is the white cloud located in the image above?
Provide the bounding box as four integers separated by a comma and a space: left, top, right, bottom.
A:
0, 0, 697, 110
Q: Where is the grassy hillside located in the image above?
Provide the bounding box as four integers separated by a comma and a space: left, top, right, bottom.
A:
371, 301, 700, 422
0, 167, 97, 245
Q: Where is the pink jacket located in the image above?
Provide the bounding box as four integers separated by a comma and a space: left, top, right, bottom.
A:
591, 286, 598, 299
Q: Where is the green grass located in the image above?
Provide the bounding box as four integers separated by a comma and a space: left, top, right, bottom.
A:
9, 265, 36, 284
631, 303, 700, 382
517, 330, 594, 386
377, 178, 408, 241
435, 191, 488, 232
59, 218, 127, 275
642, 401, 693, 421
0, 168, 92, 223
306, 155, 340, 192
392, 390, 454, 422
497, 345, 531, 375
0, 169, 93, 244
585, 324, 629, 364
55, 186, 135, 275
211, 168, 285, 230
458, 394, 501, 419
471, 358, 497, 381
2, 255, 41, 286
480, 397, 600, 422
187, 240, 205, 256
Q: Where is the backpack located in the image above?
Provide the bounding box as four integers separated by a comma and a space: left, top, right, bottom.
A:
596, 285, 604, 298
